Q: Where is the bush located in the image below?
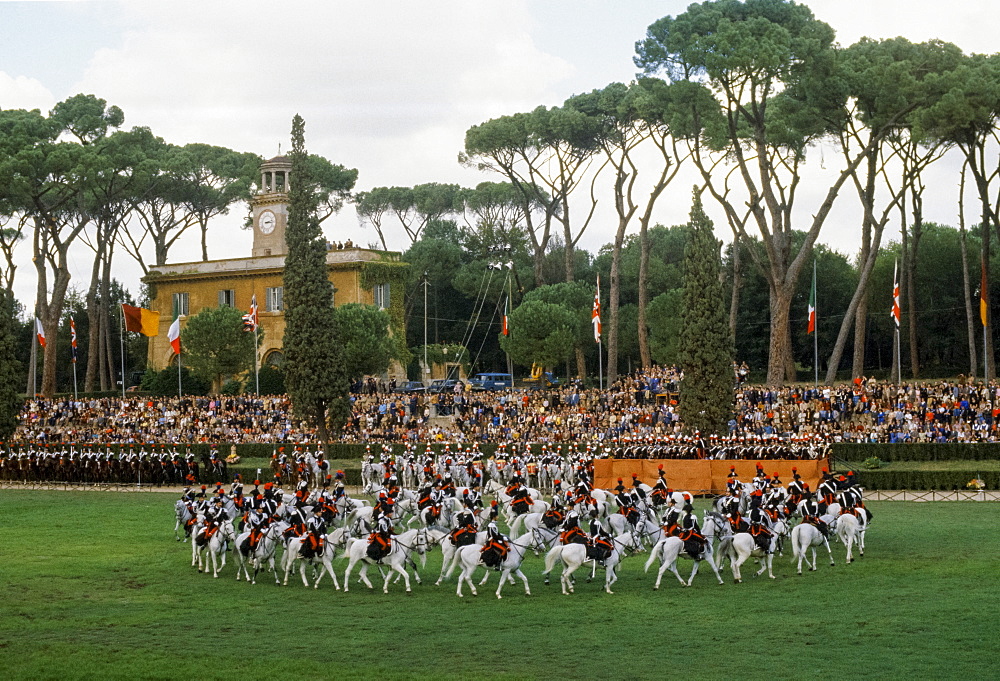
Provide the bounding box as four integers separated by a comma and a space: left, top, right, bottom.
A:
862, 456, 883, 470
219, 379, 243, 396
256, 365, 286, 395
832, 443, 1000, 462
139, 366, 211, 396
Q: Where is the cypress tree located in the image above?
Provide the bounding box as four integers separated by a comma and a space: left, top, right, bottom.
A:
282, 115, 349, 442
0, 291, 21, 440
678, 189, 733, 435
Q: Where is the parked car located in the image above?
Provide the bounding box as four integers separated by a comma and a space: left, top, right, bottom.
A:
394, 381, 427, 394
427, 379, 461, 394
469, 372, 513, 391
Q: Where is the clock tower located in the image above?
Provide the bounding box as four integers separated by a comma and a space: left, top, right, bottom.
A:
252, 156, 292, 257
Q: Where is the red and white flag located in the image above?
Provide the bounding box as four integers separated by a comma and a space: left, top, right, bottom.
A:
35, 317, 46, 347
592, 275, 602, 344
242, 294, 259, 332
891, 260, 901, 328
70, 317, 78, 363
502, 296, 509, 336
168, 317, 181, 354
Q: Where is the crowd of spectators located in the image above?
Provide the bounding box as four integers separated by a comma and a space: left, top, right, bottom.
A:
12, 371, 1000, 446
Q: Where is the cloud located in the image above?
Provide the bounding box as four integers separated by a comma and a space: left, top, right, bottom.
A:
0, 72, 56, 113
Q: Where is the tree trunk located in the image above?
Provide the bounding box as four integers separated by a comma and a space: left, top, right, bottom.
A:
101, 248, 116, 390
575, 346, 586, 382
766, 284, 796, 385
729, 237, 741, 340
637, 218, 651, 369
200, 217, 210, 262
606, 214, 628, 386
84, 240, 103, 392
983, 221, 995, 381
904, 195, 922, 378
960, 224, 977, 378
959, 168, 978, 378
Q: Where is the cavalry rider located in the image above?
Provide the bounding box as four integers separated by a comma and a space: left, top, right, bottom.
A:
542, 498, 565, 530
230, 474, 244, 497
440, 472, 456, 498
726, 466, 741, 495
245, 502, 269, 552
818, 469, 838, 506
588, 517, 614, 563
294, 475, 310, 505
630, 473, 646, 502
753, 464, 768, 491
450, 504, 478, 546
202, 496, 229, 543
841, 473, 873, 522
747, 491, 773, 554
461, 486, 482, 511
332, 471, 347, 502
651, 465, 669, 507
661, 498, 682, 537
615, 481, 640, 527
560, 510, 588, 546
678, 503, 706, 559
302, 505, 327, 558
284, 500, 308, 542
418, 476, 436, 511
800, 495, 830, 537
786, 469, 806, 507
373, 491, 395, 522
507, 478, 532, 517
480, 522, 509, 569
367, 509, 395, 561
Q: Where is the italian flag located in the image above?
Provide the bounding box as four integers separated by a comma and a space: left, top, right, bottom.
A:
807, 266, 816, 334
168, 316, 181, 354
502, 297, 509, 336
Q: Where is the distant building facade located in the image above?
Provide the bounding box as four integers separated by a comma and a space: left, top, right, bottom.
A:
144, 156, 406, 377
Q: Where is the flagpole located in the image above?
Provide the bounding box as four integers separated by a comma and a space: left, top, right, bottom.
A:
72, 355, 78, 402
177, 347, 182, 398
119, 305, 127, 398
598, 339, 603, 391
254, 325, 260, 395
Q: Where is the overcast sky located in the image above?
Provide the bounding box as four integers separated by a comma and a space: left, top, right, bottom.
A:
2, 0, 998, 309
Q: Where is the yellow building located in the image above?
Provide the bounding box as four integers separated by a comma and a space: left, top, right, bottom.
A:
144, 156, 407, 376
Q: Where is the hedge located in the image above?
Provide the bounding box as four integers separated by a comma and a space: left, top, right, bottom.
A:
830, 443, 1000, 462
852, 469, 998, 491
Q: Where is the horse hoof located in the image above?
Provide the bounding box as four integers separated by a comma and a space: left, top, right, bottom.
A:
653, 586, 658, 591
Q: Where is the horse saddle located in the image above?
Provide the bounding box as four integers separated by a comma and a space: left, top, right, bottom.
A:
511, 498, 530, 514
542, 514, 562, 530
450, 529, 475, 547
683, 538, 704, 559
586, 541, 612, 563
366, 542, 389, 562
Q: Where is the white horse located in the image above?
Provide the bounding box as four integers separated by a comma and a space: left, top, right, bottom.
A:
174, 500, 195, 541
718, 525, 782, 583
194, 522, 236, 578
342, 528, 430, 594
435, 531, 485, 585
508, 512, 544, 539
644, 535, 726, 589
282, 527, 350, 589
453, 529, 554, 599
790, 522, 835, 574
542, 531, 642, 595
234, 522, 286, 585
834, 512, 864, 563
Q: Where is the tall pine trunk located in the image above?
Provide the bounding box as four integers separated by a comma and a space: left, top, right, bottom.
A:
637, 218, 652, 368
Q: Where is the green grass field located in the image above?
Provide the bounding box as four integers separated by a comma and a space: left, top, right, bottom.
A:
2, 491, 997, 681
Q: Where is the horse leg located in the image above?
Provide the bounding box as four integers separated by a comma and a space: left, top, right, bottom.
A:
705, 554, 725, 585
604, 562, 617, 594
731, 552, 744, 583
823, 538, 835, 566
282, 555, 294, 586
389, 563, 411, 594
561, 561, 578, 595
342, 559, 355, 592
686, 560, 701, 587
358, 563, 374, 590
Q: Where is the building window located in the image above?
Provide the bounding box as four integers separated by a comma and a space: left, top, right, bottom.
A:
373, 283, 390, 310
172, 292, 189, 317
265, 350, 284, 367
218, 289, 235, 308
266, 286, 283, 312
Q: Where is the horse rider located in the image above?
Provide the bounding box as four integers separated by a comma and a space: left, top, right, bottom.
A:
678, 503, 706, 558
662, 498, 682, 536
333, 470, 346, 500
230, 474, 244, 497
747, 492, 773, 554
418, 477, 435, 511
560, 510, 588, 546
284, 500, 308, 542
841, 474, 873, 521
589, 517, 614, 563
508, 480, 532, 516
726, 466, 740, 495
303, 505, 327, 558
480, 522, 509, 569
630, 473, 646, 501
786, 469, 806, 507
244, 503, 269, 552
461, 487, 482, 511
615, 484, 640, 527
651, 466, 669, 507
367, 509, 394, 561
542, 499, 565, 530
201, 496, 229, 543
799, 495, 829, 537
818, 469, 838, 506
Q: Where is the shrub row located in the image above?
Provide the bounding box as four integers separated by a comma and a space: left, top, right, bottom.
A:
830, 443, 1000, 461
852, 469, 997, 491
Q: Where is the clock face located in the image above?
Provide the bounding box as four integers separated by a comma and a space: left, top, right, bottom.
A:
259, 210, 276, 235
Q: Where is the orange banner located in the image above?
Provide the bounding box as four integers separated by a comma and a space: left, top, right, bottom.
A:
593, 459, 830, 495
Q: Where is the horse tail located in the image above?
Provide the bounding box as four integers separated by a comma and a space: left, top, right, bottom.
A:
790, 525, 803, 558
644, 540, 663, 573
509, 513, 525, 538
542, 545, 562, 575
